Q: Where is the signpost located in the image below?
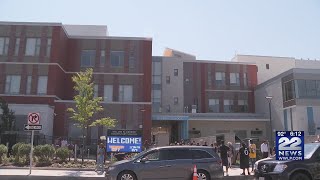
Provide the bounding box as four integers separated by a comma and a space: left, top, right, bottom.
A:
26, 112, 41, 175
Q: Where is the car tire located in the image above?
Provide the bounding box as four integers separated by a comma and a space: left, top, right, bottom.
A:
197, 170, 210, 180
117, 171, 137, 180
290, 172, 310, 180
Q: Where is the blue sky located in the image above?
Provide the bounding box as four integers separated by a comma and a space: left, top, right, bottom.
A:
1, 0, 320, 60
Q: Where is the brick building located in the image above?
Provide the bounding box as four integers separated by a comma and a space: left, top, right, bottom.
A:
152, 49, 269, 146
0, 21, 152, 144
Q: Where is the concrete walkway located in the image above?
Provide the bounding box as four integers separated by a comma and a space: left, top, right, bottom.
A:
0, 168, 256, 179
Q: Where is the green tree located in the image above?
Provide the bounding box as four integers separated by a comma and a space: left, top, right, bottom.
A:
0, 98, 15, 132
67, 68, 116, 164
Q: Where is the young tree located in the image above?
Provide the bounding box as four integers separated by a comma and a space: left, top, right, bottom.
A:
0, 98, 15, 132
67, 68, 116, 164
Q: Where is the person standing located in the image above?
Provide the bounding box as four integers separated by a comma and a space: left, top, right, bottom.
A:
249, 141, 257, 172
261, 140, 269, 159
219, 141, 230, 176
96, 143, 106, 172
239, 143, 250, 175
227, 142, 234, 168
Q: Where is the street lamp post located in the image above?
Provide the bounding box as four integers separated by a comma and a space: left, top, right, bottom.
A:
265, 96, 273, 146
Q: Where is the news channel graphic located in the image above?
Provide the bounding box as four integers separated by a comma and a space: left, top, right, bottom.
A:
106, 130, 142, 153
276, 131, 304, 161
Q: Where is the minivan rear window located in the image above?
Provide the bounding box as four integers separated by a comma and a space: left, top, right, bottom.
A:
192, 150, 213, 159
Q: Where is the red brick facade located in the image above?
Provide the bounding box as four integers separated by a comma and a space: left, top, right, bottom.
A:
0, 22, 152, 142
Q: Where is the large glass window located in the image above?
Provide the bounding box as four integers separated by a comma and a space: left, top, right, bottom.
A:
295, 80, 320, 99
100, 50, 105, 67
46, 38, 51, 57
110, 51, 124, 67
238, 100, 248, 112
191, 150, 213, 159
223, 99, 234, 113
37, 76, 48, 95
209, 99, 219, 113
215, 72, 225, 86
283, 80, 295, 101
25, 38, 41, 56
5, 75, 21, 94
162, 149, 191, 160
14, 38, 20, 56
81, 50, 95, 67
94, 85, 98, 98
243, 73, 248, 87
0, 37, 10, 55
104, 85, 113, 102
26, 76, 32, 94
230, 73, 240, 85
119, 85, 132, 102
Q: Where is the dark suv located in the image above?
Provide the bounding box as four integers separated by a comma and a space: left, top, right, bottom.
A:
105, 146, 223, 180
254, 143, 320, 180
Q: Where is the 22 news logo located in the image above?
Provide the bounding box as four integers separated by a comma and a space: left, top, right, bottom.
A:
276, 131, 304, 161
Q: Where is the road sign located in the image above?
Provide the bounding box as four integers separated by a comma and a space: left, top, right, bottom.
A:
28, 113, 40, 125
24, 124, 42, 131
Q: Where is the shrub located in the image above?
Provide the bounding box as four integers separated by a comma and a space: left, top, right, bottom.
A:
13, 143, 31, 165
34, 144, 55, 166
56, 147, 69, 162
34, 144, 55, 162
0, 144, 8, 164
12, 142, 23, 163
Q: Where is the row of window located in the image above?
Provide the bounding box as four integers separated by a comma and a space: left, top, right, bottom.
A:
81, 50, 135, 68
4, 75, 48, 95
208, 99, 248, 113
142, 149, 213, 161
93, 84, 133, 102
0, 37, 51, 57
283, 79, 320, 101
208, 72, 248, 86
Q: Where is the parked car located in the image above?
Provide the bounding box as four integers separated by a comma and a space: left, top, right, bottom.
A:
254, 142, 320, 180
105, 146, 223, 180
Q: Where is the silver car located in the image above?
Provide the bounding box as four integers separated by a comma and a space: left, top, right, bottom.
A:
105, 146, 223, 180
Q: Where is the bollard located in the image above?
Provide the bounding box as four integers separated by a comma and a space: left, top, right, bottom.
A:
88, 149, 90, 161
74, 144, 77, 162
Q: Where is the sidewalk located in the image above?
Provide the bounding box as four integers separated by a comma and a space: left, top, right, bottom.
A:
0, 167, 256, 180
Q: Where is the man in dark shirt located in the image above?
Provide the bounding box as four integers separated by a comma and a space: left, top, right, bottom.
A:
219, 141, 230, 176
239, 143, 250, 175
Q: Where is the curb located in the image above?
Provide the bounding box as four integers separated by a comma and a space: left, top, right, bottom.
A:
0, 176, 99, 180
0, 167, 96, 171
220, 175, 255, 180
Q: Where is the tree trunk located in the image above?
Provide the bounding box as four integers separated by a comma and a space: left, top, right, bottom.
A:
81, 127, 85, 164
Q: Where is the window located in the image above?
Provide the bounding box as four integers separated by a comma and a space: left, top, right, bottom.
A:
230, 73, 240, 85
5, 75, 21, 94
14, 38, 20, 56
251, 130, 263, 136
243, 73, 248, 87
191, 150, 213, 159
166, 105, 171, 112
174, 97, 179, 105
209, 99, 219, 113
81, 50, 95, 67
238, 100, 248, 112
110, 51, 124, 67
283, 80, 295, 101
37, 76, 48, 94
223, 99, 234, 113
142, 150, 160, 161
129, 57, 135, 69
162, 149, 191, 160
104, 85, 113, 102
119, 85, 132, 102
26, 76, 32, 94
46, 38, 51, 57
25, 38, 41, 56
0, 37, 9, 55
100, 50, 105, 67
266, 64, 270, 69
174, 69, 178, 76
207, 71, 211, 86
94, 85, 98, 98
215, 72, 225, 86
166, 76, 170, 84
